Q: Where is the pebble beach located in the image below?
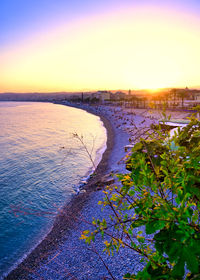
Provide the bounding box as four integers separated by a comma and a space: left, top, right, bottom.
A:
5, 104, 192, 280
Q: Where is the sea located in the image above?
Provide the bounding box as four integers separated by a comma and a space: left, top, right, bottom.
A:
0, 101, 107, 278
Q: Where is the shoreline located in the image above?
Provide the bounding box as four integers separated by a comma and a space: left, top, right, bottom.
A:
5, 104, 116, 280
4, 103, 192, 279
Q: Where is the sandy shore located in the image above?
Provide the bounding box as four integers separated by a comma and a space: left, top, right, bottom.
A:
5, 104, 191, 280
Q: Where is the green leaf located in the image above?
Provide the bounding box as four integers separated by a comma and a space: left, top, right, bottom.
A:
132, 142, 143, 152
154, 229, 168, 241
168, 242, 181, 260
131, 220, 145, 228
172, 256, 185, 278
184, 247, 199, 274
129, 189, 135, 196
123, 273, 132, 279
146, 220, 165, 234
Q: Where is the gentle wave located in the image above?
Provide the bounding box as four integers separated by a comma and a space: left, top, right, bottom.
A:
0, 102, 107, 277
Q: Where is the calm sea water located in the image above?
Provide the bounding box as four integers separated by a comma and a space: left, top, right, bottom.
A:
0, 102, 107, 278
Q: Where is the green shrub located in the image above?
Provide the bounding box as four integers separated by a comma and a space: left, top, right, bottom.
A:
81, 116, 200, 280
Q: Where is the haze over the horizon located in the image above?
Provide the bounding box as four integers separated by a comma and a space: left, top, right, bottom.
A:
1, 0, 200, 93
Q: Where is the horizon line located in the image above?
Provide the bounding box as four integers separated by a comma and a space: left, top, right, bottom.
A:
1, 86, 200, 95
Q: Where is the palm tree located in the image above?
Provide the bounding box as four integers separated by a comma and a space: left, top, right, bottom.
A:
178, 89, 188, 108
170, 88, 178, 107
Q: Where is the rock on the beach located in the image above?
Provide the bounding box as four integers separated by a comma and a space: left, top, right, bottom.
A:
100, 174, 115, 185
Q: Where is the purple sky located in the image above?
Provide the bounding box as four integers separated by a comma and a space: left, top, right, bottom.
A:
1, 0, 200, 92
1, 0, 200, 48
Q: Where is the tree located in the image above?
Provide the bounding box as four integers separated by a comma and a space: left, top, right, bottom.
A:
81, 114, 200, 279
178, 90, 186, 108
170, 88, 178, 107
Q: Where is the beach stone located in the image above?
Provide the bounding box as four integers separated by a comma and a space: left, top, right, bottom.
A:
100, 174, 115, 185
124, 144, 134, 152
80, 180, 87, 185
79, 189, 86, 194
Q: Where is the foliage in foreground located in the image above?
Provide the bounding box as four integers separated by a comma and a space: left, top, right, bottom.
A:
81, 115, 200, 279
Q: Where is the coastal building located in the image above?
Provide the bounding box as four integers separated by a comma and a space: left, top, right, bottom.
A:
112, 91, 126, 101
194, 91, 200, 101
91, 91, 112, 103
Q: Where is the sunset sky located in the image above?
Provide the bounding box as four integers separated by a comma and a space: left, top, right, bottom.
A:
1, 0, 200, 92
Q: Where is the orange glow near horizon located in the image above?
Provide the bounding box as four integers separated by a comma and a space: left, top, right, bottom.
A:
1, 6, 200, 92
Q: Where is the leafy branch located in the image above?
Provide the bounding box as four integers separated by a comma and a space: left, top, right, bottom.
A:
81, 115, 200, 279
